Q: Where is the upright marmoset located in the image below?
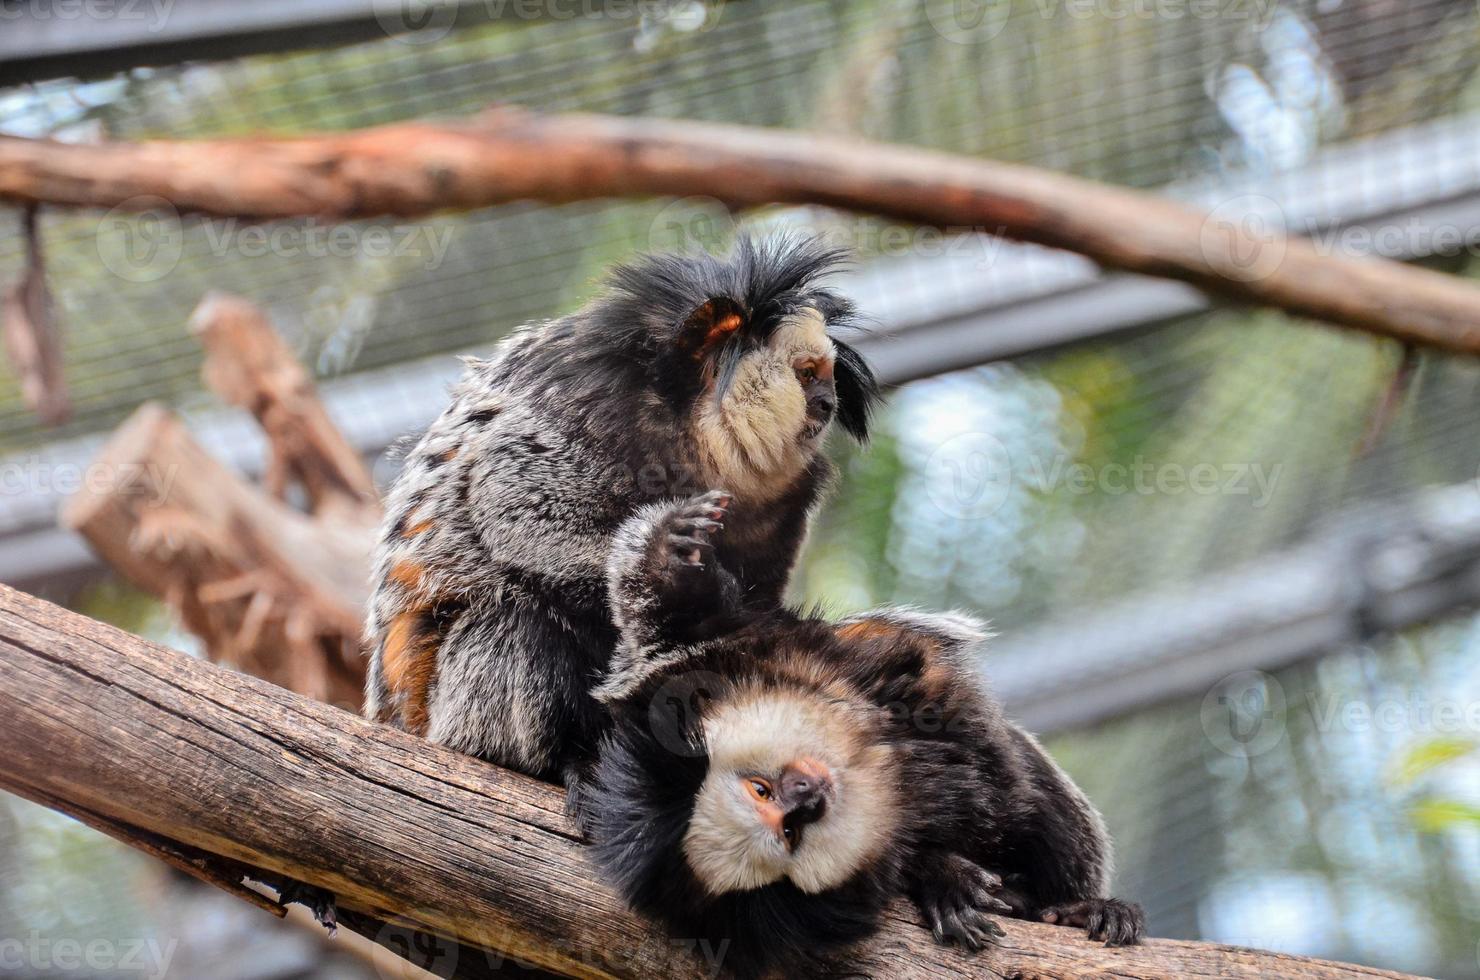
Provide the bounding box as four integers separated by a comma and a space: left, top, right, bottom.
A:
574, 493, 1144, 977
364, 236, 879, 781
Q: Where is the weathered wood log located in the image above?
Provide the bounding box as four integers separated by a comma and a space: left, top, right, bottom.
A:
0, 583, 1423, 980
58, 403, 368, 708
0, 108, 1477, 354
189, 292, 379, 525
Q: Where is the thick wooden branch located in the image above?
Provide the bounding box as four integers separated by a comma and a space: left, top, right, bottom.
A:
0, 583, 1419, 980
58, 403, 368, 708
0, 108, 1478, 354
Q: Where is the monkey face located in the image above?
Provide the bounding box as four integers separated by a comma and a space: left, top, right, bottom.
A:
689, 306, 843, 501
682, 686, 899, 896
603, 238, 877, 502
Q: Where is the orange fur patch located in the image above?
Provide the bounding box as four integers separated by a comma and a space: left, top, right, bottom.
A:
702, 312, 743, 351
381, 606, 439, 735
401, 517, 435, 539
380, 559, 442, 735
835, 619, 906, 644
388, 560, 424, 590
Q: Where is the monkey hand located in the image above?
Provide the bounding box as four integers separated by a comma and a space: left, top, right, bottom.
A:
606, 490, 739, 662
910, 852, 1009, 952
1040, 897, 1146, 946
650, 489, 732, 574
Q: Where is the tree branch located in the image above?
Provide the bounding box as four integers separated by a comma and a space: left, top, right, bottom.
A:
0, 583, 1420, 979
58, 402, 369, 708
0, 108, 1478, 354
189, 292, 379, 524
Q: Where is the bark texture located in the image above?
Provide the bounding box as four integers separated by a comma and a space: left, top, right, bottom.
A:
0, 584, 1423, 980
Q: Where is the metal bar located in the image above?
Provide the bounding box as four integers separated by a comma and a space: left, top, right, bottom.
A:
0, 0, 533, 86
992, 485, 1480, 732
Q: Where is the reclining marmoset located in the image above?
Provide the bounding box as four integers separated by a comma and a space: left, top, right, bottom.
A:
573, 493, 1145, 977
364, 236, 879, 781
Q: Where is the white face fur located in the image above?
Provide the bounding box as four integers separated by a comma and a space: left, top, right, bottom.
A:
681, 686, 899, 896
692, 308, 836, 502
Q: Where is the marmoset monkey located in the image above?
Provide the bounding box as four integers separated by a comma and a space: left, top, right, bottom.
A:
573, 494, 1144, 977
364, 237, 879, 781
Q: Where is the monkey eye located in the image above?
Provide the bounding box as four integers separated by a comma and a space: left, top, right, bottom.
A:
795, 363, 817, 383
782, 824, 801, 850
746, 778, 773, 802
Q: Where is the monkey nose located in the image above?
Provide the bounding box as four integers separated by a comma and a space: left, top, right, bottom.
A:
780, 760, 833, 824
807, 391, 835, 423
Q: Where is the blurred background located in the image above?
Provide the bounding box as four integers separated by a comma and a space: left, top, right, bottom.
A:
1, 0, 1479, 976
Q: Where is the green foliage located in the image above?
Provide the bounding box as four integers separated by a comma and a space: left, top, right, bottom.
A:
1389, 737, 1478, 788
1408, 798, 1480, 833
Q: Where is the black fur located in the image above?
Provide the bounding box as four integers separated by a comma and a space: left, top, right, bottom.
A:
573, 498, 1145, 977
365, 235, 881, 782
582, 665, 895, 979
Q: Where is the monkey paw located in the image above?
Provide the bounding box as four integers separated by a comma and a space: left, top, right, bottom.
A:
1040, 897, 1145, 946
655, 489, 731, 570
913, 854, 1009, 952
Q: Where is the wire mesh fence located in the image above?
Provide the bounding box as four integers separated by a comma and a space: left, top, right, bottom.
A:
0, 1, 1478, 976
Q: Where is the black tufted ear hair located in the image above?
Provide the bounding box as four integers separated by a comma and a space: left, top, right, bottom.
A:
832, 339, 880, 441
